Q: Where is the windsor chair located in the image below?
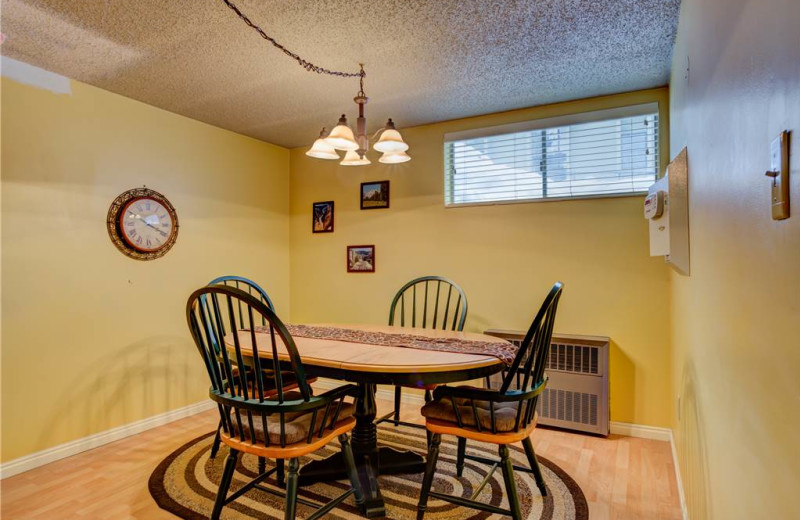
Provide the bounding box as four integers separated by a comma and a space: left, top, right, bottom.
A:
417, 282, 563, 520
207, 277, 312, 487
377, 276, 468, 430
208, 276, 276, 464
186, 285, 363, 520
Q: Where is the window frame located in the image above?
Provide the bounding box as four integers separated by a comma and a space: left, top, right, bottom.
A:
443, 102, 663, 208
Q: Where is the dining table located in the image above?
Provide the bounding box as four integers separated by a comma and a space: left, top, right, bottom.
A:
226, 323, 510, 518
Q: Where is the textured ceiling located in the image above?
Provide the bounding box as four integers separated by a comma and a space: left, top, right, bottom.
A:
1, 0, 681, 148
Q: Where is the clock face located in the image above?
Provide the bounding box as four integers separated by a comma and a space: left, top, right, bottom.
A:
119, 197, 176, 252
107, 188, 179, 261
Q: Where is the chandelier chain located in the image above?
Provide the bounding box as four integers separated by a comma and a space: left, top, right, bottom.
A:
221, 0, 365, 79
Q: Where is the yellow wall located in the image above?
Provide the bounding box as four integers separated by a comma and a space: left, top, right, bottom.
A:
0, 76, 290, 462
290, 88, 673, 427
668, 0, 800, 518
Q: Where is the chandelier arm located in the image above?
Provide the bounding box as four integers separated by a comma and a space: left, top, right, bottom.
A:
369, 128, 386, 142
221, 0, 365, 79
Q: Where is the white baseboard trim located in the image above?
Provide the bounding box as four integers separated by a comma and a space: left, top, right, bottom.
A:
609, 421, 672, 441
0, 400, 216, 479
669, 429, 690, 520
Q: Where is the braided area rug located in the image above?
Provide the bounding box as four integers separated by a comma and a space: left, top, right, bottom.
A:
149, 424, 588, 519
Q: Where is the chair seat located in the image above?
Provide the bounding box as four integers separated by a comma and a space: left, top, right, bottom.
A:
227, 391, 356, 446
420, 386, 531, 432
223, 416, 356, 459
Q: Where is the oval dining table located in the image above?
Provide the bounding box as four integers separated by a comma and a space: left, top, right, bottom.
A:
227, 323, 508, 518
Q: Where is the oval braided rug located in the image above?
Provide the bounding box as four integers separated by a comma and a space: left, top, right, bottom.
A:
149, 424, 588, 519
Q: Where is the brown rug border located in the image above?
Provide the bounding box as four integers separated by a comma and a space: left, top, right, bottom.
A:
149, 428, 589, 520
149, 431, 215, 520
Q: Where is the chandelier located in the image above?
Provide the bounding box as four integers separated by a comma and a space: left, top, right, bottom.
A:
222, 0, 410, 166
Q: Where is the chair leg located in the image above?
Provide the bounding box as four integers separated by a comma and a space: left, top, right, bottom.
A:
211, 448, 238, 520
277, 459, 286, 486
456, 437, 467, 477
424, 390, 433, 446
393, 386, 402, 426
417, 433, 441, 520
339, 434, 365, 506
284, 458, 300, 520
522, 436, 548, 496
258, 457, 266, 475
210, 420, 223, 459
499, 445, 522, 520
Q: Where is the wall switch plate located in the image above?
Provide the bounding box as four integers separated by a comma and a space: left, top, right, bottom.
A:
768, 131, 790, 220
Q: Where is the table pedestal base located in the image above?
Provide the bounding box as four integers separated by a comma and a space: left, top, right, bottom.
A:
297, 383, 426, 517
298, 446, 425, 516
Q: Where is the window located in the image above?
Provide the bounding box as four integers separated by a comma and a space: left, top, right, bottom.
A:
444, 104, 660, 206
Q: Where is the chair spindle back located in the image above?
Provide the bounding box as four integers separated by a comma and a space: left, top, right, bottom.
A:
389, 276, 468, 331
438, 282, 562, 435
187, 285, 347, 448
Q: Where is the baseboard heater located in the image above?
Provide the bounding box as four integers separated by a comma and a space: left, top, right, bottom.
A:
484, 329, 610, 436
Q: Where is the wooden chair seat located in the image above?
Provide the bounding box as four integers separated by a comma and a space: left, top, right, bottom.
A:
211, 371, 316, 461
424, 417, 537, 445
420, 386, 523, 432
223, 416, 356, 459
228, 390, 356, 445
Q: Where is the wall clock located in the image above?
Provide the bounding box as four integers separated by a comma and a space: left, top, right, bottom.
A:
107, 187, 179, 261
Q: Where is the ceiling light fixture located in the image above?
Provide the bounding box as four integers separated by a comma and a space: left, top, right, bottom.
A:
221, 0, 409, 166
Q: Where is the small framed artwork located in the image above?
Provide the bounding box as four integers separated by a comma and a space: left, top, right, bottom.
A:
347, 245, 375, 273
312, 201, 334, 233
360, 180, 390, 210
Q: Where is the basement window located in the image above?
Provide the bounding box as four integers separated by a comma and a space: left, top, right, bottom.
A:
444, 103, 660, 206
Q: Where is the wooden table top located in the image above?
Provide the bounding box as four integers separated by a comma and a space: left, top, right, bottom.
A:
226, 323, 507, 374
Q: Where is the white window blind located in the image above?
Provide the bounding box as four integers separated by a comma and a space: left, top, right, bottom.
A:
444, 105, 660, 205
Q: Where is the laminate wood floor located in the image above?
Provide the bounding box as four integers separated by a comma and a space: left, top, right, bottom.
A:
0, 391, 683, 520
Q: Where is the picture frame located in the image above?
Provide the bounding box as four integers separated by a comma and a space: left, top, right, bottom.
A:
360, 180, 390, 210
347, 245, 375, 273
312, 201, 334, 233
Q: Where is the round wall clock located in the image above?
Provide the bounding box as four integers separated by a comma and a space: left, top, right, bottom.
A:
107, 187, 179, 261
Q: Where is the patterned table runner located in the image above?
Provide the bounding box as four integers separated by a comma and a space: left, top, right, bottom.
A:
273, 324, 518, 366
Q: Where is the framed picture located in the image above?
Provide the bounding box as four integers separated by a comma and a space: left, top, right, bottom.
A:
360, 181, 390, 210
312, 201, 334, 233
347, 245, 375, 273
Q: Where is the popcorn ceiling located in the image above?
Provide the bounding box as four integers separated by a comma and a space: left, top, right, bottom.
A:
1, 0, 680, 148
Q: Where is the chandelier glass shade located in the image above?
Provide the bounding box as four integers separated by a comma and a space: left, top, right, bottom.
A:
324, 115, 359, 151
378, 150, 411, 164
373, 120, 409, 153
340, 149, 372, 166
305, 129, 340, 160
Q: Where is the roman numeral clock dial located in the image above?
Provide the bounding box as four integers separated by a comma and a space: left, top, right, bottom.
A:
107, 188, 179, 260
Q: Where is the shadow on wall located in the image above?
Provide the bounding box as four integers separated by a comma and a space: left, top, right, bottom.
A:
609, 340, 635, 423
35, 335, 202, 451
678, 360, 711, 520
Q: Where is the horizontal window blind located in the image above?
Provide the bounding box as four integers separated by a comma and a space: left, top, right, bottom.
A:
445, 108, 659, 205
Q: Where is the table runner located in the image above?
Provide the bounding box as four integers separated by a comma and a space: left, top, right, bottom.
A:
270, 324, 519, 366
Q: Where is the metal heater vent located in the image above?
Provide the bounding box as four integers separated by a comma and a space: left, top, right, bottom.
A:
484, 329, 610, 436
